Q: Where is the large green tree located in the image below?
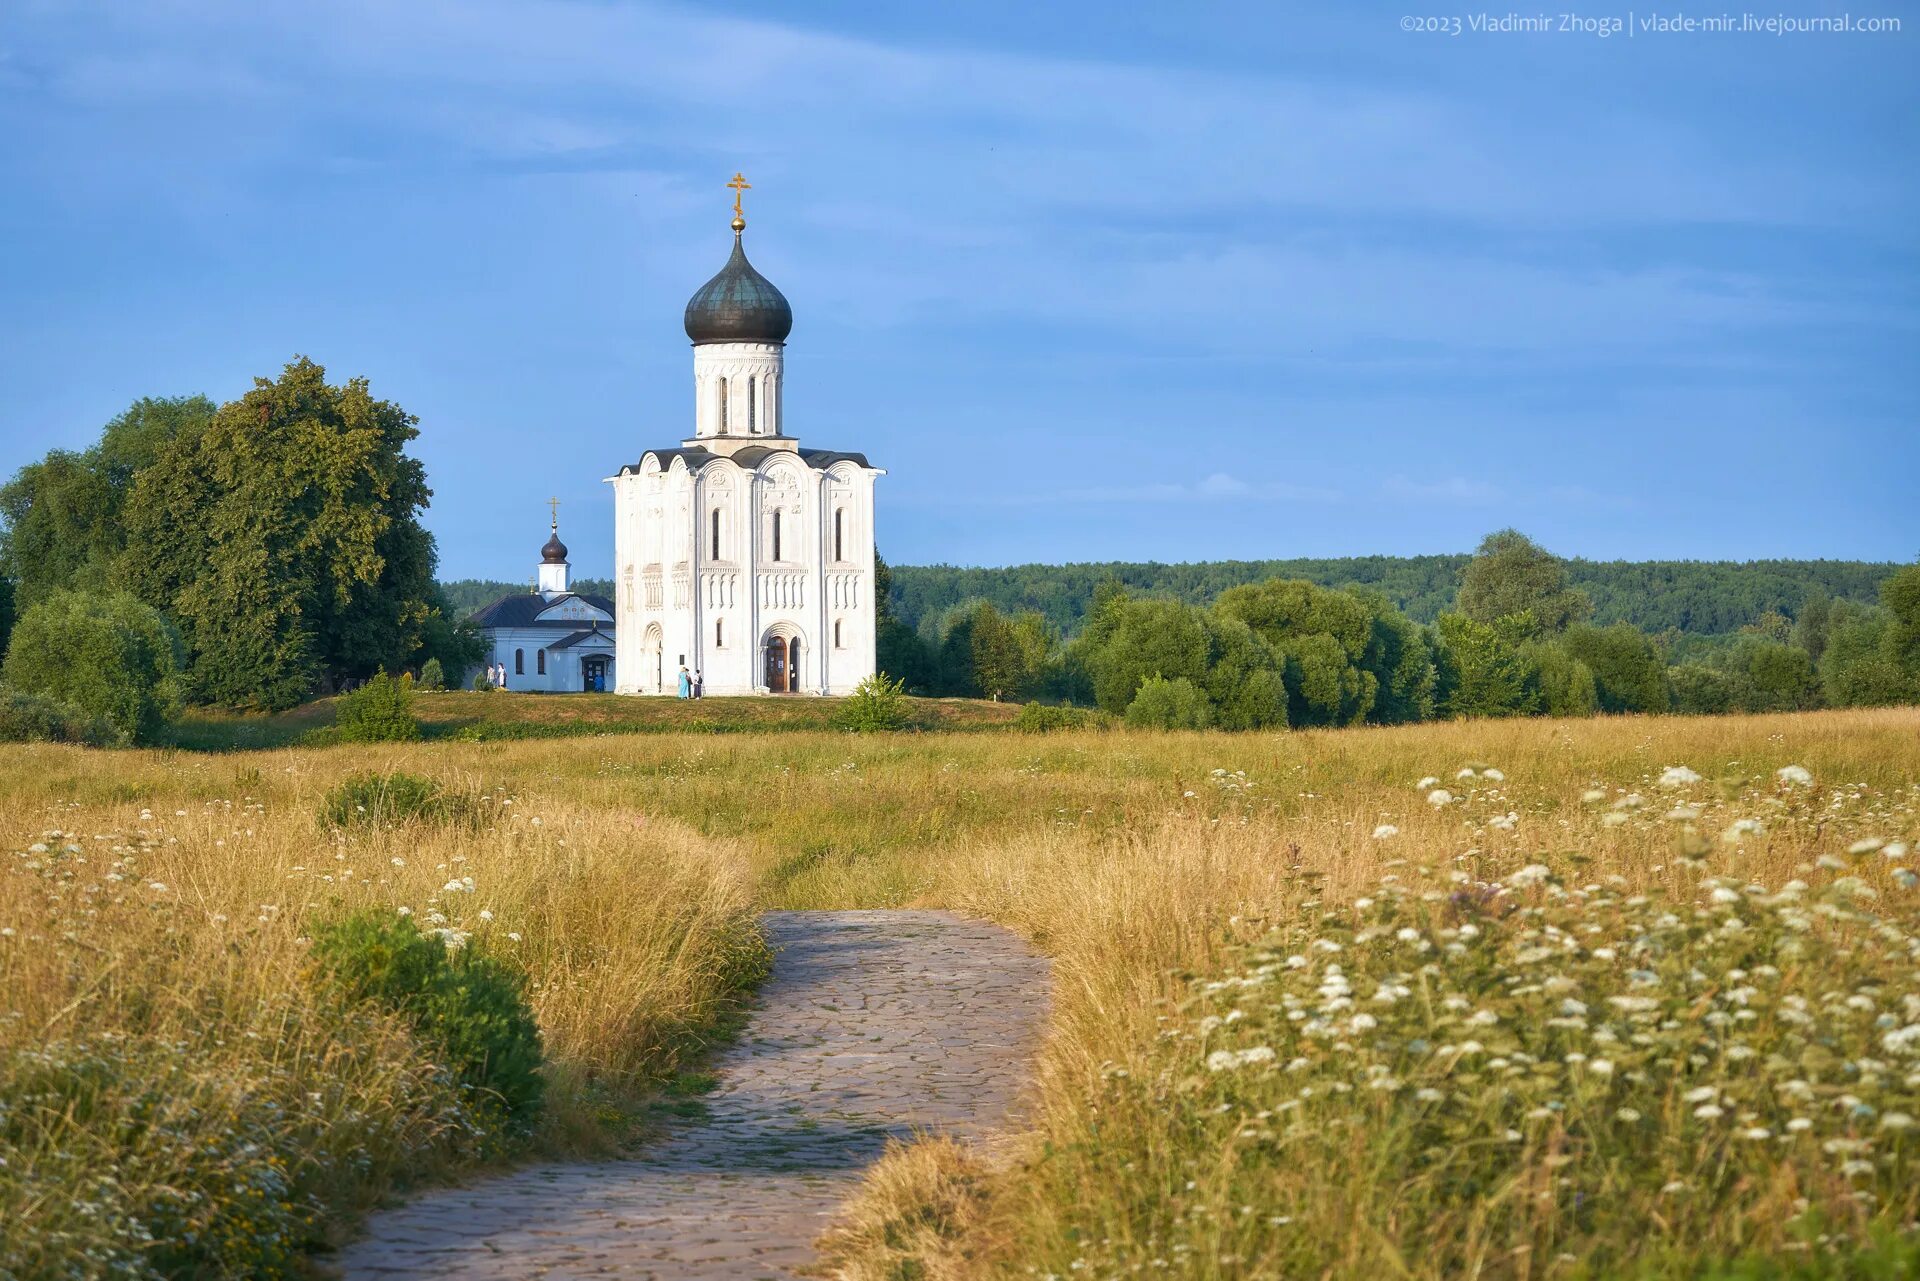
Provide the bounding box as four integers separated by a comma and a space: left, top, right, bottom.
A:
1084, 598, 1287, 729
1720, 636, 1821, 712
1433, 613, 1538, 718
0, 397, 215, 608
1453, 530, 1592, 634
119, 359, 439, 710
1560, 622, 1670, 714
1215, 579, 1376, 726
1351, 589, 1438, 724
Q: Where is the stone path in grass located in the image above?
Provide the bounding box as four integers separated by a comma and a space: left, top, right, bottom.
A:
331, 910, 1051, 1280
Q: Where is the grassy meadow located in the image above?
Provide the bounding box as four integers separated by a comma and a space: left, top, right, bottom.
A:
3, 701, 1919, 1277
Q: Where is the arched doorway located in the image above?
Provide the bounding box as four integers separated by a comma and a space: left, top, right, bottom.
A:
762, 630, 804, 693
642, 624, 664, 694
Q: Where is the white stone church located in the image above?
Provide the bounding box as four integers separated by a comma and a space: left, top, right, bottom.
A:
606, 182, 884, 695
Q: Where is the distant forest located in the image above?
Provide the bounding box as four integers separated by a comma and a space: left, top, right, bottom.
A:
887, 557, 1901, 640
443, 556, 1899, 642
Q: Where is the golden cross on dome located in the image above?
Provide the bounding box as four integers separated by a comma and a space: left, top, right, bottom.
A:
727, 171, 750, 229
548, 495, 560, 529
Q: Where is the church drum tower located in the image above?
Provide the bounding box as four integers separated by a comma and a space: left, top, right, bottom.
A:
607, 176, 884, 696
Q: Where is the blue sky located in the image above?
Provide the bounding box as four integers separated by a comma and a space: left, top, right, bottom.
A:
0, 1, 1913, 580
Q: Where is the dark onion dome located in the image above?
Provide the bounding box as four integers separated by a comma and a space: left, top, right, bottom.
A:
683, 233, 793, 345
541, 529, 568, 563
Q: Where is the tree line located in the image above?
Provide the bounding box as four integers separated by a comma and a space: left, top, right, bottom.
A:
881, 530, 1920, 727
0, 360, 479, 743
888, 554, 1899, 641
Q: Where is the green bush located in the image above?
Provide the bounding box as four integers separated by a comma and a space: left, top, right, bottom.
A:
0, 589, 181, 745
0, 686, 114, 745
1561, 621, 1671, 713
1125, 675, 1213, 729
832, 673, 913, 732
334, 670, 420, 742
471, 667, 493, 692
418, 657, 445, 690
1670, 663, 1734, 715
319, 770, 471, 829
1722, 637, 1822, 712
1014, 701, 1100, 733
1525, 641, 1599, 717
311, 911, 544, 1127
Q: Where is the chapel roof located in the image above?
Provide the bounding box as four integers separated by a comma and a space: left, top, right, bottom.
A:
468, 592, 615, 629
548, 627, 615, 650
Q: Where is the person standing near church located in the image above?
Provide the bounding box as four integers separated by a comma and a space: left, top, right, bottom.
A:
677, 665, 691, 698
693, 670, 704, 699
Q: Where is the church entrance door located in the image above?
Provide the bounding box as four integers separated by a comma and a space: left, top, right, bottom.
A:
582, 657, 608, 693
764, 637, 788, 692
763, 633, 802, 693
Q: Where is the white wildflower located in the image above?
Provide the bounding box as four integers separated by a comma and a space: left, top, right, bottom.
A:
1426, 789, 1454, 807
1206, 1047, 1277, 1073
1372, 824, 1400, 840
1776, 764, 1814, 787
1658, 765, 1702, 789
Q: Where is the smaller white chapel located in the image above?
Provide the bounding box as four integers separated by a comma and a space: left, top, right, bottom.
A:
469, 512, 617, 692
608, 176, 884, 695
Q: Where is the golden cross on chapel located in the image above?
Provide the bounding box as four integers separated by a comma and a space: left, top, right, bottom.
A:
727, 172, 750, 230
548, 495, 561, 529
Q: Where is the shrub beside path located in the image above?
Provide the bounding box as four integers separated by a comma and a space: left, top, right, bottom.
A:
331, 910, 1051, 1279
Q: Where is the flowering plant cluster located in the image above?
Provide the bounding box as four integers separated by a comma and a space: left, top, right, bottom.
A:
1068, 766, 1920, 1278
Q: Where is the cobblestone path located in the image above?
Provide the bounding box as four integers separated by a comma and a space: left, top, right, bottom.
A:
331, 910, 1050, 1280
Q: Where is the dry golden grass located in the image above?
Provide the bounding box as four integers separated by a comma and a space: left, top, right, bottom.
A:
0, 744, 764, 1275
4, 706, 1917, 1277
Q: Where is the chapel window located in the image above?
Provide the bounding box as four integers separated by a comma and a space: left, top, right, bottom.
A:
537, 649, 546, 676
747, 378, 758, 433
834, 619, 843, 648
716, 619, 725, 647
717, 378, 729, 431
834, 508, 844, 562
772, 510, 783, 562
514, 648, 524, 675
711, 508, 722, 559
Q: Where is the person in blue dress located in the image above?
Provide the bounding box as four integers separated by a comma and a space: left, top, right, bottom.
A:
677, 665, 692, 698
